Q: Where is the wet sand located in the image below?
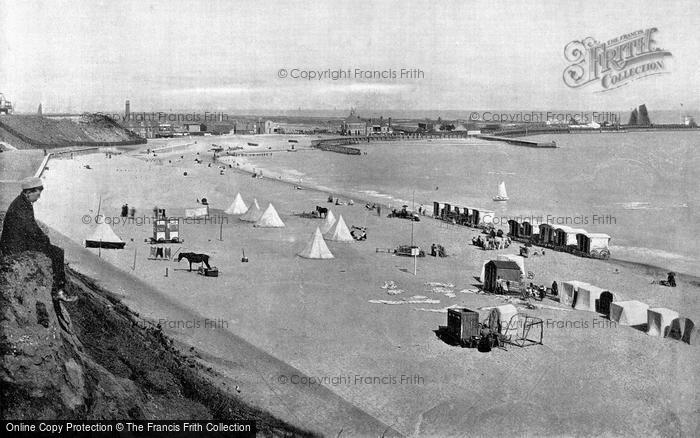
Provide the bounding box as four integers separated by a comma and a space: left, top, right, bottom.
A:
27, 137, 700, 436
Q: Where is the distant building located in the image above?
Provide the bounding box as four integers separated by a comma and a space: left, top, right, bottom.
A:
156, 123, 174, 138
366, 116, 393, 135
418, 121, 435, 132
184, 123, 206, 134
173, 125, 189, 136
120, 119, 159, 138
342, 109, 366, 135
265, 120, 282, 134
0, 93, 13, 115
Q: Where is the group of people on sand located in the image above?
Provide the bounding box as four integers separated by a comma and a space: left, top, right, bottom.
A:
351, 226, 367, 241
654, 271, 677, 287
120, 203, 136, 218
430, 243, 447, 257
327, 195, 353, 206
365, 202, 382, 216
472, 229, 511, 250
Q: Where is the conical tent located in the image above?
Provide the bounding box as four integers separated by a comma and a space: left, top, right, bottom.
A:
240, 199, 262, 222
225, 193, 248, 215
324, 215, 353, 242
85, 222, 126, 249
298, 227, 334, 259
254, 203, 285, 227
320, 210, 336, 233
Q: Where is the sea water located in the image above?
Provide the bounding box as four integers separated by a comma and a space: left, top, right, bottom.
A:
245, 131, 700, 276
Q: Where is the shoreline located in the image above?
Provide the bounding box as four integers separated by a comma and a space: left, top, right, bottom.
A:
210, 144, 700, 281
2, 142, 698, 283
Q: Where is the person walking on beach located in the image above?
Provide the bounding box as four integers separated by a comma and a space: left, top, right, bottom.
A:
0, 177, 77, 303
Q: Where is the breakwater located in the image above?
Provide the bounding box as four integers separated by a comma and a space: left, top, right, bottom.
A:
475, 135, 557, 148
310, 139, 361, 155
493, 124, 699, 137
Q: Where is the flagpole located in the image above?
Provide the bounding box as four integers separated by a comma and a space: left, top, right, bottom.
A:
411, 190, 415, 247
412, 190, 416, 276
96, 195, 102, 219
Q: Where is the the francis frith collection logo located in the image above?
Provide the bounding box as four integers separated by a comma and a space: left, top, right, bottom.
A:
563, 28, 672, 92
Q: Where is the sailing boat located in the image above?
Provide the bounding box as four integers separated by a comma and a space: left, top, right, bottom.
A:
493, 181, 509, 201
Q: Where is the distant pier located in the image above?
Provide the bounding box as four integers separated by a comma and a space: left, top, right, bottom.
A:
475, 134, 557, 148
304, 123, 700, 153
310, 139, 361, 155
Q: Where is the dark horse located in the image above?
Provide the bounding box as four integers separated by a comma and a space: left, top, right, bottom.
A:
177, 252, 212, 271
315, 205, 328, 218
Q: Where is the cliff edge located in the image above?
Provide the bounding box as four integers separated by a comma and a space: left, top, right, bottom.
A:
0, 252, 315, 436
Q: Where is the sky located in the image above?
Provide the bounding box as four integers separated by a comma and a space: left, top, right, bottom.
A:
1, 0, 698, 113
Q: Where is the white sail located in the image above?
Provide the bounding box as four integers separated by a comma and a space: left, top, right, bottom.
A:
498, 181, 508, 198
493, 181, 509, 201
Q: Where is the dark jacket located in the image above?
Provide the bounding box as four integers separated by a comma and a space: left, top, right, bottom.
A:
0, 193, 51, 254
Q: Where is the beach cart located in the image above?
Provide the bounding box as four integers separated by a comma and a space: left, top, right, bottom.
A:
445, 308, 481, 347
151, 217, 181, 243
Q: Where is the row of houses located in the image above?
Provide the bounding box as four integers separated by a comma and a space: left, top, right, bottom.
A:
120, 121, 210, 138
120, 119, 267, 138
341, 110, 478, 136
263, 120, 330, 134
341, 109, 394, 136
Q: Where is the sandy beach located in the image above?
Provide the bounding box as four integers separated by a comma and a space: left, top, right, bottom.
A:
29, 137, 700, 436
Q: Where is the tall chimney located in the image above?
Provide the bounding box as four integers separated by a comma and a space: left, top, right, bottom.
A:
37, 103, 43, 116
125, 100, 131, 119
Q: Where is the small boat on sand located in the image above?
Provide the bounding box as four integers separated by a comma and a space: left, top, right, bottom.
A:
493, 181, 509, 202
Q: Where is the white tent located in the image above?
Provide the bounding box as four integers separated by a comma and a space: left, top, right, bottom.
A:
560, 280, 588, 307
239, 198, 262, 222
254, 203, 285, 227
320, 210, 336, 234
85, 222, 126, 249
298, 227, 334, 259
610, 300, 649, 326
323, 215, 353, 242
646, 308, 679, 337
225, 193, 248, 215
573, 284, 605, 312
479, 254, 525, 282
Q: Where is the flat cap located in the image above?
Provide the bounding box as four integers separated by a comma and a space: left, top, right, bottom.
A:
21, 176, 44, 190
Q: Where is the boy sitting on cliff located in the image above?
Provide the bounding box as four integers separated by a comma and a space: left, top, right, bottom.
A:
0, 177, 77, 303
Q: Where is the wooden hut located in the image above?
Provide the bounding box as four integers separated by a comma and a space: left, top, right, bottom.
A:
483, 260, 522, 292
